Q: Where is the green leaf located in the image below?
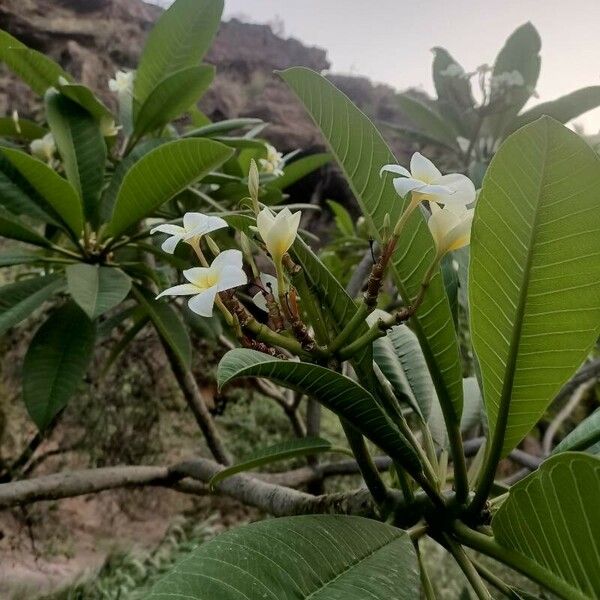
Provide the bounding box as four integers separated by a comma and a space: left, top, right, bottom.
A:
509, 86, 600, 135
269, 153, 332, 190
45, 90, 106, 225
0, 274, 64, 335
553, 408, 600, 454
488, 22, 541, 137
66, 264, 131, 320
133, 65, 214, 139
470, 117, 600, 456
23, 302, 95, 431
133, 286, 191, 370
0, 30, 70, 95
105, 138, 233, 239
218, 348, 421, 472
148, 515, 420, 599
429, 377, 482, 448
492, 453, 600, 600
0, 117, 47, 141
431, 48, 476, 137
184, 117, 264, 139
0, 153, 61, 224
57, 81, 113, 122
209, 437, 335, 488
99, 139, 165, 223
327, 199, 355, 237
0, 206, 53, 248
0, 249, 48, 267
396, 93, 459, 150
1, 147, 84, 236
280, 67, 463, 425
134, 0, 223, 106
383, 322, 436, 421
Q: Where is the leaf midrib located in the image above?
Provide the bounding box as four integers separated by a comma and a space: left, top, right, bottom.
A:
493, 121, 549, 457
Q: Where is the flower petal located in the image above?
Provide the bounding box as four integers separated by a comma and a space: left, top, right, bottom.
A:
380, 164, 411, 178
257, 207, 276, 237
427, 204, 461, 249
161, 234, 182, 254
156, 283, 199, 299
188, 286, 218, 317
410, 152, 441, 183
212, 249, 243, 273
150, 224, 185, 236
217, 265, 247, 291
252, 291, 268, 312
183, 267, 212, 285
392, 177, 429, 198
436, 173, 476, 209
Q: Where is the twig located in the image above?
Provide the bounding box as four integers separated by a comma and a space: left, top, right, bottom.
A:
543, 379, 594, 456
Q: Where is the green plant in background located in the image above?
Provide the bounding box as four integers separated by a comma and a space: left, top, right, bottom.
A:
0, 0, 328, 472
1, 2, 600, 600
392, 22, 600, 186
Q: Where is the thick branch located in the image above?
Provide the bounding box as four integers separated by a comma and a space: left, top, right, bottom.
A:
0, 458, 395, 518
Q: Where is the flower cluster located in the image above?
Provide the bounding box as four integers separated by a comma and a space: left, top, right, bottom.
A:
259, 144, 285, 177
109, 70, 135, 95
30, 133, 56, 165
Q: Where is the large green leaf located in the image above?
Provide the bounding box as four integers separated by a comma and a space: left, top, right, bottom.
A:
66, 264, 131, 320
105, 138, 233, 238
281, 68, 464, 426
23, 301, 96, 431
396, 93, 459, 150
431, 48, 476, 138
45, 90, 106, 226
509, 86, 600, 135
56, 82, 113, 122
209, 437, 335, 488
0, 206, 53, 248
0, 153, 60, 224
133, 286, 191, 370
493, 453, 600, 600
133, 65, 214, 139
0, 30, 70, 95
1, 147, 84, 236
148, 515, 420, 599
553, 408, 600, 455
470, 117, 600, 456
0, 274, 64, 335
134, 0, 223, 106
0, 249, 48, 268
218, 348, 421, 472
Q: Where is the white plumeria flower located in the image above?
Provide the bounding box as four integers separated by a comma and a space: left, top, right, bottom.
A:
427, 204, 474, 255
252, 273, 278, 312
259, 144, 284, 177
109, 70, 135, 94
381, 152, 476, 213
151, 212, 228, 254
157, 249, 247, 317
30, 133, 56, 164
256, 207, 301, 264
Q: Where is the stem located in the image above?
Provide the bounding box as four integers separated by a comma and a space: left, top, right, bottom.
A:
443, 533, 492, 600
416, 541, 437, 600
340, 420, 390, 511
327, 302, 369, 354
470, 558, 515, 598
162, 341, 231, 465
453, 521, 587, 600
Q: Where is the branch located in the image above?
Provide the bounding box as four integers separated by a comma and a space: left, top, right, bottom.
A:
0, 457, 396, 518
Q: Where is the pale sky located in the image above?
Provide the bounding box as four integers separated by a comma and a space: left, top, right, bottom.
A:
152, 0, 600, 132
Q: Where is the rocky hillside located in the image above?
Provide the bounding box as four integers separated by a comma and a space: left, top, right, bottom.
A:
0, 0, 414, 159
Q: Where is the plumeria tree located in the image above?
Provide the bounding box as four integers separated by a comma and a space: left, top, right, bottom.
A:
1, 3, 600, 600
0, 0, 329, 477
391, 22, 600, 186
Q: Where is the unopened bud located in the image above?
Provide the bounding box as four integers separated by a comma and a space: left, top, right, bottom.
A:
204, 235, 220, 257
248, 159, 260, 214
11, 110, 20, 134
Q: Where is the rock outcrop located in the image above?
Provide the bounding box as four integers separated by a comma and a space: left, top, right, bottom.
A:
0, 0, 413, 160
